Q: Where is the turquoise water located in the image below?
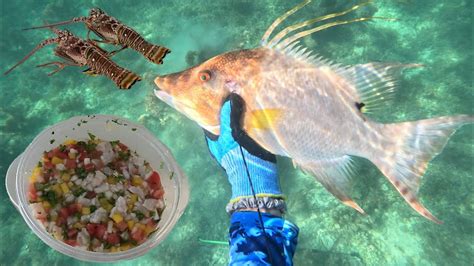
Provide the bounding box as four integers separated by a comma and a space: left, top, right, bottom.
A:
0, 0, 472, 265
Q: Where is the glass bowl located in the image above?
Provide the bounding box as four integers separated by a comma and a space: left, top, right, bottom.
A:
6, 114, 189, 262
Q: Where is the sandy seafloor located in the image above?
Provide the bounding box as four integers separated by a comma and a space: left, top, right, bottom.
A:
0, 0, 472, 265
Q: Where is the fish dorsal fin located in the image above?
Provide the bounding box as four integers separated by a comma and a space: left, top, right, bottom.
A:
340, 63, 423, 113
296, 156, 365, 214
280, 41, 335, 67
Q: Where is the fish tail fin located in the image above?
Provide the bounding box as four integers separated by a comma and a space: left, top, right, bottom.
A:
372, 115, 473, 224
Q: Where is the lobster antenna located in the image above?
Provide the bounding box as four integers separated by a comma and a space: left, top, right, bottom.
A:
260, 0, 311, 46
268, 1, 372, 47
4, 38, 59, 75
23, 17, 86, 31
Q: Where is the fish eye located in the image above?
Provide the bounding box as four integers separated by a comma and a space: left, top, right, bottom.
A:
198, 70, 212, 82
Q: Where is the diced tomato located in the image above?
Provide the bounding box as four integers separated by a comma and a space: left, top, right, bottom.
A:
131, 228, 146, 243
56, 152, 68, 159
65, 239, 77, 246
67, 228, 78, 238
116, 221, 128, 231
56, 216, 66, 226
67, 203, 81, 214
150, 188, 165, 199
43, 161, 54, 170
28, 184, 38, 201
59, 207, 70, 219
118, 143, 129, 151
52, 148, 68, 159
95, 224, 107, 239
147, 171, 162, 190
84, 163, 95, 172
147, 220, 157, 228
86, 223, 97, 236
65, 159, 77, 169
47, 150, 55, 159
106, 233, 120, 245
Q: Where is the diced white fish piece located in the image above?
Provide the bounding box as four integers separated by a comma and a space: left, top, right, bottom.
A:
74, 178, 83, 186
105, 191, 113, 199
52, 225, 64, 240
128, 186, 145, 199
91, 198, 99, 207
71, 175, 78, 182
120, 231, 129, 241
98, 141, 114, 164
153, 211, 160, 221
77, 228, 90, 247
157, 199, 165, 210
116, 196, 127, 213
30, 203, 47, 219
64, 194, 75, 203
132, 155, 144, 166
94, 183, 109, 193
89, 207, 108, 223
143, 199, 159, 211
122, 169, 130, 179
55, 164, 65, 171
77, 197, 91, 206
84, 158, 91, 165
69, 148, 78, 154
81, 215, 90, 223
134, 202, 148, 214
91, 171, 106, 187
107, 220, 113, 233
103, 167, 112, 175
138, 165, 146, 177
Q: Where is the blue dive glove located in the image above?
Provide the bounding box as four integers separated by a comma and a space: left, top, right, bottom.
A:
205, 93, 286, 214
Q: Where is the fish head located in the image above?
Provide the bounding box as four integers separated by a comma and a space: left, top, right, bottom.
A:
154, 49, 264, 135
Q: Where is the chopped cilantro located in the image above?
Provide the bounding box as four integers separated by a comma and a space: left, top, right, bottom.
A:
134, 211, 144, 220
110, 140, 120, 147
37, 161, 43, 167
169, 171, 175, 180
50, 139, 55, 144
59, 144, 67, 152
88, 132, 96, 140
76, 167, 87, 179
131, 128, 137, 131
90, 205, 97, 213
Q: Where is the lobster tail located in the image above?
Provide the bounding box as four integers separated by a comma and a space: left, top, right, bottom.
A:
116, 25, 170, 64
84, 46, 141, 89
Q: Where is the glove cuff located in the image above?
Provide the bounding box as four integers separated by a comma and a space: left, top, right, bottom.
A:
226, 196, 286, 215
221, 148, 282, 199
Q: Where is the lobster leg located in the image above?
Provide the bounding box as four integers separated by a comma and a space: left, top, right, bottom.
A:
36, 61, 79, 76
109, 46, 127, 57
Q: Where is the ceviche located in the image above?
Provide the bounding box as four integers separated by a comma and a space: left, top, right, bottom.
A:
28, 133, 165, 252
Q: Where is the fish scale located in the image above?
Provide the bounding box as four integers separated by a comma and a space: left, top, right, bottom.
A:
153, 1, 473, 223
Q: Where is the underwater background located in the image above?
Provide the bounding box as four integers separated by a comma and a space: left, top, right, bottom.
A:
0, 0, 472, 265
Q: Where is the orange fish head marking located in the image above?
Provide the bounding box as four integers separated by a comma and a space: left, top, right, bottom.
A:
154, 49, 266, 135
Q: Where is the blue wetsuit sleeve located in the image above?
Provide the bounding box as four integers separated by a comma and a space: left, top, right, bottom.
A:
229, 211, 299, 266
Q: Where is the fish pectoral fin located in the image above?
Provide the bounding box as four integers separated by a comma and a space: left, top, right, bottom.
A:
297, 156, 365, 214
82, 68, 98, 76
246, 108, 283, 131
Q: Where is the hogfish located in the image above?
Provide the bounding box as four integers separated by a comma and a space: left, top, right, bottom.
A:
153, 0, 473, 223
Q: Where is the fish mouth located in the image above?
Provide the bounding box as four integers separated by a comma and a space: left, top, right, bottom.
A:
153, 89, 175, 109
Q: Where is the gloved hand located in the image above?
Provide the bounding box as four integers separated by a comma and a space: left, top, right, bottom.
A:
205, 93, 286, 215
